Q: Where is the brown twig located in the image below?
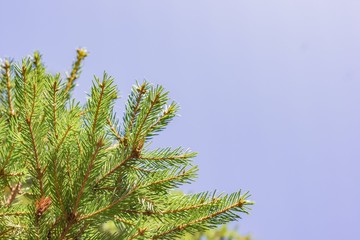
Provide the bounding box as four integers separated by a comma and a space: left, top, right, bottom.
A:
6, 182, 21, 206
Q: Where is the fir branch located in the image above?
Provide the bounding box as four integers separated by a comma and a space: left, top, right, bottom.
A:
1, 172, 24, 177
46, 77, 69, 216
55, 125, 72, 152
114, 216, 137, 227
25, 117, 44, 196
0, 212, 29, 217
82, 168, 196, 221
0, 143, 15, 174
142, 167, 196, 190
51, 161, 65, 214
65, 48, 88, 94
140, 148, 195, 162
74, 139, 103, 212
117, 197, 220, 216
95, 154, 132, 185
65, 150, 73, 179
76, 135, 83, 155
107, 117, 123, 142
29, 83, 36, 121
52, 80, 59, 139
91, 78, 107, 135
125, 82, 148, 136
3, 60, 15, 116
0, 51, 252, 239
129, 165, 155, 173
33, 51, 41, 69
21, 64, 28, 110
13, 59, 31, 115
152, 197, 249, 239
78, 184, 140, 221
132, 91, 160, 147
145, 102, 179, 138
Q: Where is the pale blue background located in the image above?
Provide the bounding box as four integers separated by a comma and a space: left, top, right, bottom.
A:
1, 1, 360, 239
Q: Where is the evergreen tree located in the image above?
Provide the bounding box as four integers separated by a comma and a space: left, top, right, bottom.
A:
0, 50, 253, 239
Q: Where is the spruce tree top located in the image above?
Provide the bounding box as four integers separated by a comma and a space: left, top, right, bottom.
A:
0, 50, 253, 239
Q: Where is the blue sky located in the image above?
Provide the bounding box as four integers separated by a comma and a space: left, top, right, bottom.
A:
1, 1, 360, 239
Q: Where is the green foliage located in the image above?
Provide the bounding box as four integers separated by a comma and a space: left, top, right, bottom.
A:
184, 225, 251, 240
0, 50, 253, 239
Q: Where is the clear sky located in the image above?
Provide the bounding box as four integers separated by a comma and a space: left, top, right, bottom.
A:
1, 1, 360, 239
